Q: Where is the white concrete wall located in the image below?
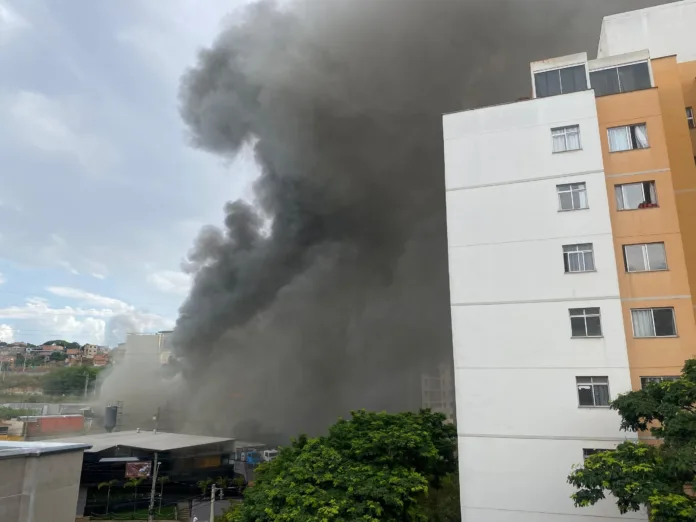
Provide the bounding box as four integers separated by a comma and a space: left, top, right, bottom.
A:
598, 0, 696, 62
443, 89, 642, 521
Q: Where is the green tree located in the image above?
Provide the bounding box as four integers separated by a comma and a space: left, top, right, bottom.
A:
157, 475, 170, 512
568, 359, 696, 521
41, 366, 101, 396
49, 351, 67, 362
98, 479, 119, 515
197, 477, 214, 496
124, 477, 145, 515
224, 409, 458, 522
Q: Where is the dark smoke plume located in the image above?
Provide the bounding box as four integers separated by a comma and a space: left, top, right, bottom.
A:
172, 0, 669, 439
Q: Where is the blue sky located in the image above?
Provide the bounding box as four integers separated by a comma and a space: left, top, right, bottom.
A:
0, 0, 258, 345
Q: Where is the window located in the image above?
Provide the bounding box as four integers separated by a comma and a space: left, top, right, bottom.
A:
583, 448, 608, 460
557, 182, 588, 211
608, 124, 649, 152
631, 308, 677, 337
552, 125, 581, 153
687, 107, 695, 130
577, 376, 610, 407
535, 65, 588, 98
563, 243, 595, 273
590, 62, 652, 97
569, 308, 602, 337
615, 181, 657, 210
640, 376, 679, 389
623, 243, 668, 272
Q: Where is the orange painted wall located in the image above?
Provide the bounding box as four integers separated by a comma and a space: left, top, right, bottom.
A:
677, 60, 696, 155
596, 73, 696, 391
653, 57, 696, 329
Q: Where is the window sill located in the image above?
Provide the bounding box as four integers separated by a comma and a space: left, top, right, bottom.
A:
558, 207, 590, 213
609, 147, 651, 154
578, 405, 611, 409
626, 268, 669, 274
616, 206, 660, 212
552, 148, 583, 155
564, 270, 598, 275
571, 336, 604, 339
634, 335, 679, 339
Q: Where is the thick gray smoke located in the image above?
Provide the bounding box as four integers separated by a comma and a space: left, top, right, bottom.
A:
172, 0, 669, 439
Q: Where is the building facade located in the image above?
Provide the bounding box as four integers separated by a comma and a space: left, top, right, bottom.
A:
421, 363, 456, 423
443, 1, 696, 520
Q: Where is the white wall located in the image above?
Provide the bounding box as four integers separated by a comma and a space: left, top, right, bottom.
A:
443, 89, 641, 521
598, 0, 696, 63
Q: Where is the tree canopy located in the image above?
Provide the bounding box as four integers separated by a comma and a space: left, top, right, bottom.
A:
568, 359, 696, 521
41, 339, 82, 350
41, 366, 102, 396
224, 410, 459, 522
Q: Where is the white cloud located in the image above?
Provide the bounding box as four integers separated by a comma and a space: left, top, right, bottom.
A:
0, 324, 14, 343
147, 270, 191, 296
0, 1, 29, 45
2, 90, 117, 172
0, 288, 173, 345
0, 272, 5, 285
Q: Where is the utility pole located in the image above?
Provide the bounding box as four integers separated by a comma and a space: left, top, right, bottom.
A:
148, 453, 161, 522
209, 483, 218, 522
83, 373, 90, 397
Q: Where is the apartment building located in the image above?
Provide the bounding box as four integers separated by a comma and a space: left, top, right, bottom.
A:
421, 363, 456, 423
443, 1, 696, 521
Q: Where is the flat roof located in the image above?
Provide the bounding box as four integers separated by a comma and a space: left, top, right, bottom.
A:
50, 430, 234, 453
0, 441, 91, 460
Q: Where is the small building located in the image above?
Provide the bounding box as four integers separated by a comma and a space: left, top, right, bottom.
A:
52, 430, 240, 516
0, 441, 91, 522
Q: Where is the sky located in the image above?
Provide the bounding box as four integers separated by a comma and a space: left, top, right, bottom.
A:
0, 0, 258, 346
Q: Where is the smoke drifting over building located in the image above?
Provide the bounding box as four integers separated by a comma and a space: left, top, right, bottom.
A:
164, 0, 669, 439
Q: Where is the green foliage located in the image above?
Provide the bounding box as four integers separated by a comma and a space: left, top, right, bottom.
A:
225, 409, 457, 522
0, 406, 37, 420
420, 473, 460, 522
41, 366, 101, 396
197, 478, 214, 495
568, 359, 696, 521
41, 340, 81, 350
49, 351, 68, 361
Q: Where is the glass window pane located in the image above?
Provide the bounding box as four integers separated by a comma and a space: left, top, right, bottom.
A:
536, 70, 561, 98
608, 126, 632, 152
593, 384, 610, 406
576, 377, 593, 383
618, 62, 651, 92
577, 385, 594, 406
571, 316, 587, 337
586, 316, 602, 337
624, 245, 647, 272
583, 251, 595, 271
553, 134, 567, 152
632, 309, 655, 337
653, 308, 676, 336
646, 243, 667, 270
633, 124, 649, 149
585, 307, 600, 315
559, 192, 573, 210
621, 183, 645, 209
566, 253, 580, 272
591, 68, 620, 96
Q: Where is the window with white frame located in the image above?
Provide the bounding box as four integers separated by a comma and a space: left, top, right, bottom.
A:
576, 376, 610, 407
687, 107, 695, 130
615, 181, 657, 210
623, 242, 668, 272
551, 125, 581, 153
563, 243, 595, 273
640, 376, 679, 389
569, 307, 602, 337
557, 182, 588, 211
534, 65, 588, 98
631, 308, 677, 338
608, 123, 649, 152
590, 62, 652, 97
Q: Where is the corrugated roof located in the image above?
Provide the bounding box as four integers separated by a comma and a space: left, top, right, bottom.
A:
51, 430, 234, 453
0, 441, 91, 460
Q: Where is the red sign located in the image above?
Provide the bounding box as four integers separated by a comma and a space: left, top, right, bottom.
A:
125, 461, 152, 478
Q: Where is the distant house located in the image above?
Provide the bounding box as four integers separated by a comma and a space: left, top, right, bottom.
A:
92, 355, 108, 367
65, 348, 80, 357
40, 345, 65, 352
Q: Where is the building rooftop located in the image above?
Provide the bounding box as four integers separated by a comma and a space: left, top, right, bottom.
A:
51, 430, 234, 453
0, 441, 91, 460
